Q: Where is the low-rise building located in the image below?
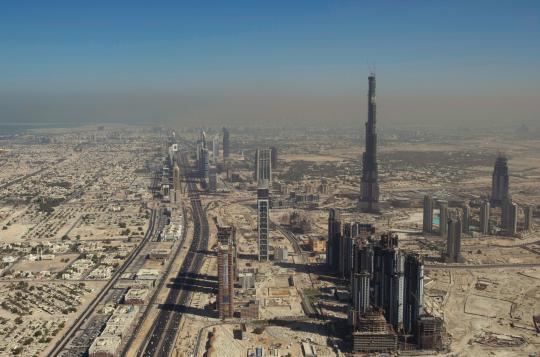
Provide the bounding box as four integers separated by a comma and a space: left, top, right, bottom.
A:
148, 248, 169, 261
135, 268, 160, 280
308, 236, 326, 253
88, 335, 122, 357
124, 287, 149, 305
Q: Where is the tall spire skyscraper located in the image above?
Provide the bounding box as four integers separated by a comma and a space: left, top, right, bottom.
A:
360, 74, 380, 212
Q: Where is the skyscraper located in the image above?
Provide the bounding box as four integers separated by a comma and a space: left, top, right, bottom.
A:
446, 217, 462, 263
480, 201, 490, 235
173, 162, 181, 192
217, 244, 235, 319
257, 185, 270, 261
326, 209, 341, 272
371, 234, 404, 330
438, 201, 448, 237
340, 223, 355, 280
200, 129, 207, 149
199, 147, 209, 179
462, 203, 470, 233
524, 205, 534, 231
351, 239, 373, 326
222, 127, 230, 159
491, 154, 510, 207
502, 200, 518, 236
212, 134, 219, 162
403, 254, 424, 334
255, 148, 272, 185
208, 166, 217, 192
270, 146, 278, 169
359, 74, 380, 212
422, 195, 434, 233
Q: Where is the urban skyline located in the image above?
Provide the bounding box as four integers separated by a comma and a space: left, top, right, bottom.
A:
0, 2, 539, 357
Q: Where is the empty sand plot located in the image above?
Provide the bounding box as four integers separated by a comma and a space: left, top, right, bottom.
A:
465, 295, 512, 318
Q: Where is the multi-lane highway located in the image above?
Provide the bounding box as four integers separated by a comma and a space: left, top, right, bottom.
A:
49, 207, 159, 357
140, 161, 209, 356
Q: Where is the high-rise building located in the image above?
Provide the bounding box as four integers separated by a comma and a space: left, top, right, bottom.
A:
326, 209, 341, 272
502, 200, 518, 235
403, 254, 424, 334
359, 74, 380, 212
339, 222, 374, 281
462, 204, 470, 233
351, 239, 374, 323
217, 225, 236, 246
371, 234, 404, 330
270, 146, 278, 169
524, 205, 534, 231
257, 185, 270, 261
422, 195, 434, 233
348, 233, 437, 351
339, 223, 355, 280
200, 130, 207, 149
446, 217, 462, 263
199, 148, 209, 179
208, 166, 217, 192
438, 201, 448, 237
222, 127, 230, 159
173, 162, 181, 192
217, 244, 235, 319
255, 148, 272, 184
212, 134, 219, 162
491, 154, 510, 207
480, 201, 490, 235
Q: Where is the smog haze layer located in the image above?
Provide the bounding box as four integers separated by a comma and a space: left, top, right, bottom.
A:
1, 1, 539, 129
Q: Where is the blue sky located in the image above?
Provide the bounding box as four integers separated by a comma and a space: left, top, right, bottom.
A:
0, 1, 539, 126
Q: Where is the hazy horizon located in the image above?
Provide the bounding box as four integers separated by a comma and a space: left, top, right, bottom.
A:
1, 1, 539, 129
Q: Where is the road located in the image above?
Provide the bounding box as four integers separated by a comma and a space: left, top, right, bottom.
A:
121, 200, 188, 356
273, 222, 304, 254
48, 207, 159, 356
425, 262, 540, 270
139, 160, 209, 357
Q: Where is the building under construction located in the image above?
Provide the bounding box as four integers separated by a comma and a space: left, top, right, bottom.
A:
217, 244, 235, 319
353, 310, 397, 353
345, 228, 444, 352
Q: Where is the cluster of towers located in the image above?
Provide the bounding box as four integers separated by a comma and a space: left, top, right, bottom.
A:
422, 197, 465, 263
160, 141, 183, 202
196, 128, 232, 191
326, 211, 443, 352
423, 154, 534, 251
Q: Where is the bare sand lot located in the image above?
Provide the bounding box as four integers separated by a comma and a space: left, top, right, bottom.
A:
12, 253, 79, 273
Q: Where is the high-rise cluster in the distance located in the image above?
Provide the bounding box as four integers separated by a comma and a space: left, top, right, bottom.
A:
197, 128, 233, 192
422, 154, 534, 251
